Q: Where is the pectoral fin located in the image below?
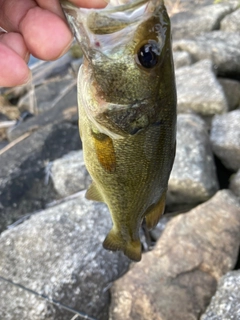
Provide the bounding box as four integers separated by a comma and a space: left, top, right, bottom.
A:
85, 182, 104, 202
145, 192, 166, 230
103, 228, 142, 262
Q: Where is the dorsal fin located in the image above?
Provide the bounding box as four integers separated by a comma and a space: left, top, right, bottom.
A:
85, 182, 104, 202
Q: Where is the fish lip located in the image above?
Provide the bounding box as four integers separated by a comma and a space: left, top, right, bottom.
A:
61, 0, 165, 58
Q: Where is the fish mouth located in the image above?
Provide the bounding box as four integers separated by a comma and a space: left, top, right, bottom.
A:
61, 0, 164, 57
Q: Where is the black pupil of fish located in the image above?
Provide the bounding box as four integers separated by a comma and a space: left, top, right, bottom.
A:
138, 45, 158, 68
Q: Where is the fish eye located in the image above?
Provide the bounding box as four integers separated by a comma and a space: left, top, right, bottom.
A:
137, 44, 158, 69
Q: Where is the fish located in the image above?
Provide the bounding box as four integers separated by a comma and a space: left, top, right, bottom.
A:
61, 0, 177, 261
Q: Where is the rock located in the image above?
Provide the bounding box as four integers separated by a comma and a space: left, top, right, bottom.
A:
0, 122, 81, 232
167, 114, 219, 207
51, 150, 91, 197
18, 76, 76, 115
171, 3, 234, 40
0, 193, 130, 320
220, 7, 240, 32
176, 60, 227, 116
201, 271, 240, 320
109, 190, 240, 320
7, 85, 78, 142
173, 31, 240, 77
210, 110, 240, 171
173, 51, 192, 69
230, 169, 240, 198
218, 78, 240, 111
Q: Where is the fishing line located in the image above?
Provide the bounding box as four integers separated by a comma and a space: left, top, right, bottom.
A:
0, 276, 97, 320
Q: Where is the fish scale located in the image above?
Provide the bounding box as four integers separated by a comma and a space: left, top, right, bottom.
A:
61, 0, 176, 261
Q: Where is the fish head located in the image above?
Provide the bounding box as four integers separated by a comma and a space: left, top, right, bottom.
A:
61, 0, 175, 136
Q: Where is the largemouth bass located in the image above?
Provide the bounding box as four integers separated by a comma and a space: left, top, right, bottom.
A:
61, 0, 176, 261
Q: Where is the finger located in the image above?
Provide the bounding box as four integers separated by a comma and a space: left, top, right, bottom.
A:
0, 0, 36, 32
0, 42, 30, 87
69, 0, 107, 8
19, 7, 72, 60
0, 32, 29, 62
35, 0, 65, 18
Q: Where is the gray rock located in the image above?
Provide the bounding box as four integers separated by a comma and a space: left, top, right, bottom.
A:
176, 60, 227, 116
230, 169, 240, 198
218, 78, 240, 111
201, 271, 240, 320
18, 76, 76, 115
0, 122, 81, 232
0, 280, 73, 320
7, 84, 78, 142
109, 190, 240, 320
51, 150, 91, 197
173, 31, 240, 77
173, 51, 192, 69
210, 110, 240, 171
171, 3, 235, 40
167, 114, 219, 206
220, 7, 240, 32
0, 193, 130, 320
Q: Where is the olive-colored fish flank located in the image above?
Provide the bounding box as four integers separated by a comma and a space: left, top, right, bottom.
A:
61, 0, 176, 262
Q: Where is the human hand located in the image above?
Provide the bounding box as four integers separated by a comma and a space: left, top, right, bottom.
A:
0, 0, 106, 87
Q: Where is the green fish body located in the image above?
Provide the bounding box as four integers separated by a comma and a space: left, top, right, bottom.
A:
61, 0, 176, 261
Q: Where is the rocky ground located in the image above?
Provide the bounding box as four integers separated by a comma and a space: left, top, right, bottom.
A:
0, 0, 240, 319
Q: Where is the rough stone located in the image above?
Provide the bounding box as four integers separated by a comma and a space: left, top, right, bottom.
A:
218, 78, 240, 111
109, 190, 240, 320
167, 114, 219, 206
0, 193, 130, 320
0, 122, 81, 232
210, 109, 240, 171
18, 76, 76, 115
173, 31, 240, 77
201, 271, 240, 320
171, 3, 234, 40
230, 169, 240, 198
173, 51, 192, 69
7, 85, 78, 142
51, 150, 91, 197
176, 60, 227, 116
220, 7, 240, 32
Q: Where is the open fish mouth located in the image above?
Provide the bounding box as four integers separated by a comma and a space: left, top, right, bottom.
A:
61, 0, 164, 58
61, 0, 170, 139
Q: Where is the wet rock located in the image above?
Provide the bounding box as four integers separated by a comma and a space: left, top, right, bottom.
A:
171, 3, 234, 40
230, 169, 240, 198
173, 51, 192, 69
51, 150, 91, 197
109, 190, 240, 320
201, 271, 240, 320
220, 7, 240, 32
173, 31, 240, 77
167, 114, 219, 207
176, 60, 227, 116
218, 78, 240, 111
210, 110, 240, 171
7, 85, 78, 142
0, 193, 130, 320
0, 122, 81, 232
18, 76, 76, 115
